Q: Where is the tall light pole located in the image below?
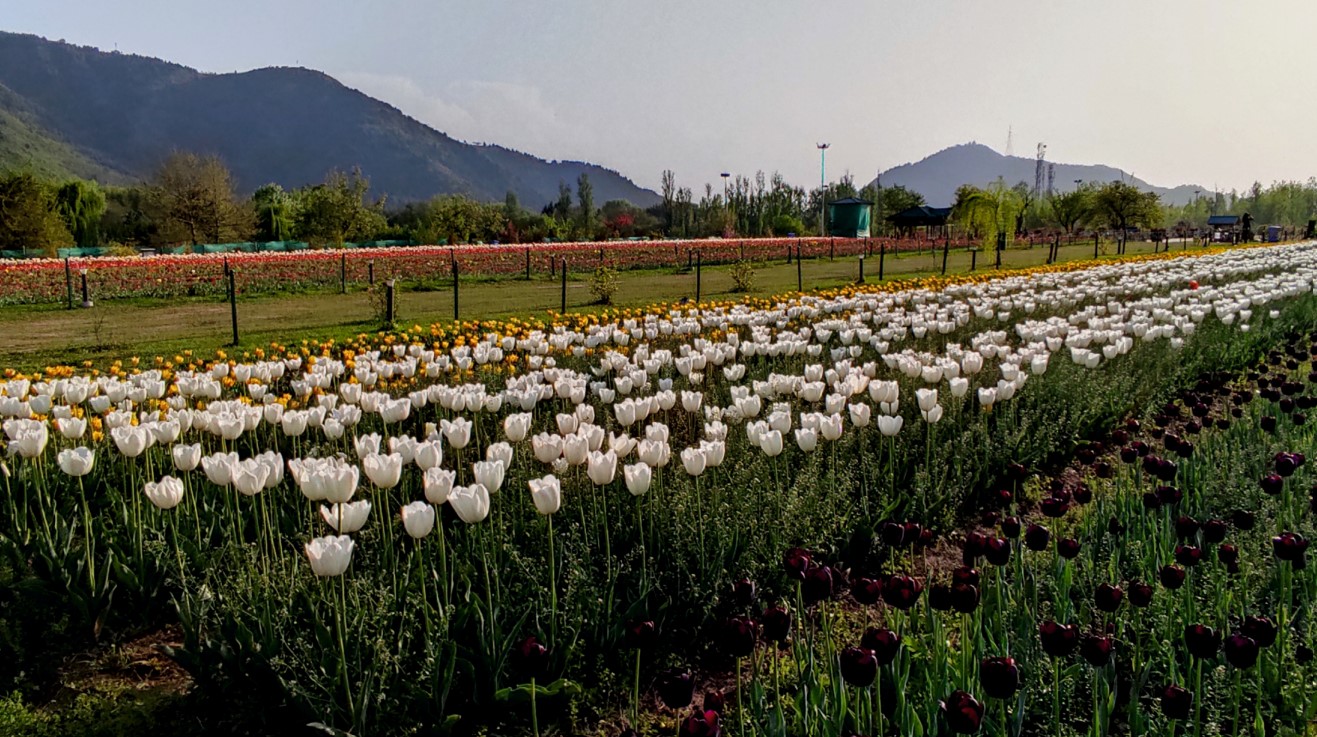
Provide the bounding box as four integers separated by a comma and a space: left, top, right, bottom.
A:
817, 143, 830, 237
720, 172, 731, 202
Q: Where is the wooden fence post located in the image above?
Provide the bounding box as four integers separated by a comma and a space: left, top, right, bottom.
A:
227, 270, 238, 345
878, 241, 886, 281
695, 251, 702, 303
64, 258, 74, 309
560, 258, 568, 313
941, 239, 950, 275
386, 279, 396, 325
452, 260, 460, 321
796, 245, 803, 291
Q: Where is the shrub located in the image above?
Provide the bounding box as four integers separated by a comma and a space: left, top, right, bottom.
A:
590, 266, 619, 305
730, 260, 756, 293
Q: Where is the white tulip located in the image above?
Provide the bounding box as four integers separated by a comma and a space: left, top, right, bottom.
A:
305, 535, 355, 577
503, 413, 532, 442
441, 418, 472, 449
362, 453, 404, 489
144, 476, 185, 510
473, 459, 507, 493
529, 475, 562, 515
848, 403, 871, 428
415, 439, 444, 471
56, 447, 96, 477
680, 447, 707, 476
449, 484, 491, 524
795, 427, 819, 452
321, 500, 372, 533
877, 414, 904, 436
586, 450, 618, 485
623, 462, 652, 496
401, 500, 436, 539
423, 467, 456, 504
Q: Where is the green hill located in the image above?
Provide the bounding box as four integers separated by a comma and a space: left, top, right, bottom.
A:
0, 31, 659, 207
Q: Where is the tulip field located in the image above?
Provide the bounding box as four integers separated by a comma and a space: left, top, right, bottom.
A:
1, 242, 1316, 736
0, 237, 889, 305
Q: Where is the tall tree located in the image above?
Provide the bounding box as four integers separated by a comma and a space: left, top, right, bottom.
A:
54, 179, 106, 247
553, 182, 573, 223
576, 172, 595, 237
294, 169, 387, 247
151, 152, 251, 245
1092, 181, 1161, 253
252, 183, 294, 241
954, 180, 1024, 249
0, 172, 74, 255
1048, 187, 1092, 234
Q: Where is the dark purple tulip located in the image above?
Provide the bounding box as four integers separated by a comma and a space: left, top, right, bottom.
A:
861, 627, 902, 665
962, 532, 987, 564
732, 578, 757, 606
884, 575, 923, 610
1073, 484, 1094, 504
1024, 524, 1051, 551
1161, 685, 1193, 720
1129, 581, 1154, 608
996, 489, 1014, 506
1297, 645, 1314, 664
917, 528, 936, 549
624, 619, 657, 649
1231, 510, 1256, 530
979, 657, 1020, 699
903, 522, 924, 548
679, 710, 720, 737
1000, 516, 1021, 538
984, 537, 1011, 566
1217, 544, 1239, 565
1007, 463, 1028, 481
950, 583, 980, 614
703, 690, 725, 715
929, 583, 954, 612
1261, 416, 1278, 433
1157, 485, 1183, 506
1095, 583, 1123, 612
1080, 634, 1114, 667
881, 522, 905, 547
761, 606, 792, 643
1174, 516, 1200, 539
941, 690, 984, 734
1057, 538, 1082, 560
1183, 624, 1221, 659
783, 547, 812, 580
1298, 413, 1310, 426
1242, 616, 1277, 648
851, 577, 883, 605
1175, 545, 1204, 567
1107, 517, 1125, 536
657, 669, 695, 709
1120, 445, 1140, 464
1224, 634, 1259, 668
839, 646, 878, 687
1276, 452, 1305, 477
1039, 621, 1079, 657
1093, 460, 1114, 479
1260, 474, 1285, 496
1142, 491, 1162, 510
951, 567, 980, 588
1040, 496, 1070, 518
801, 566, 835, 605
719, 616, 758, 658
1160, 565, 1187, 590
1202, 519, 1228, 544
511, 636, 549, 678
1111, 428, 1130, 445
1273, 532, 1310, 567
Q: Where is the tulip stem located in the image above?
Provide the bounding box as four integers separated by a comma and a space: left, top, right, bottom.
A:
632, 649, 641, 726
530, 676, 540, 737
547, 514, 557, 648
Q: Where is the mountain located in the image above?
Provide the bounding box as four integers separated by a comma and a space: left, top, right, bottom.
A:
872, 142, 1205, 207
0, 32, 660, 208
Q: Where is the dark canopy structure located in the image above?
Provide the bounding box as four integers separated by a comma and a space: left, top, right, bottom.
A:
887, 205, 952, 228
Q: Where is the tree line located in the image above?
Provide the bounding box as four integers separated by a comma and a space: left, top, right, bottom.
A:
3, 151, 1316, 255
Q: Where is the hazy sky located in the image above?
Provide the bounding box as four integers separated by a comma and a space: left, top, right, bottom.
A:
6, 0, 1315, 194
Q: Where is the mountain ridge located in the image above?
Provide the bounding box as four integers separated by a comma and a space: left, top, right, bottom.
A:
0, 31, 661, 208
872, 142, 1206, 207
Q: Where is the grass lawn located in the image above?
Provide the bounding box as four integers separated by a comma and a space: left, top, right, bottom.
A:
0, 239, 1190, 369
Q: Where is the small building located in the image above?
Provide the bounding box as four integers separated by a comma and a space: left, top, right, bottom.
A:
887, 205, 953, 238
1207, 214, 1241, 243
827, 197, 873, 238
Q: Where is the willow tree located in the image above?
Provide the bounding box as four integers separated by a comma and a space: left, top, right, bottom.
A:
54, 179, 106, 247
954, 179, 1025, 253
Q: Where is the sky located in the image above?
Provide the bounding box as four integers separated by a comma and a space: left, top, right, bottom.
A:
4, 0, 1315, 194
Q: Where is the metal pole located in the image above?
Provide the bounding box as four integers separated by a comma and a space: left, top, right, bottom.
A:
227, 270, 238, 345
995, 233, 1003, 269
80, 269, 92, 308
386, 279, 395, 325
340, 252, 346, 294
971, 249, 978, 271
64, 258, 73, 309
941, 239, 949, 275
858, 256, 865, 284
1093, 234, 1099, 260
369, 260, 375, 286
878, 241, 886, 280
695, 251, 702, 303
796, 245, 803, 291
560, 258, 568, 312
829, 237, 835, 261
525, 247, 531, 280
452, 260, 459, 321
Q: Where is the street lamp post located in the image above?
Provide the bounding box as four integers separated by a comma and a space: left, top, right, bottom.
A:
817, 143, 830, 237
